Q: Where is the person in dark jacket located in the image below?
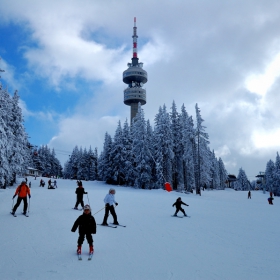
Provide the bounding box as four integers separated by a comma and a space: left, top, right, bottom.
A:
71, 204, 96, 254
172, 197, 189, 216
74, 181, 87, 209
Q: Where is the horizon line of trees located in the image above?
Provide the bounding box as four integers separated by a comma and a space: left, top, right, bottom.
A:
64, 102, 228, 192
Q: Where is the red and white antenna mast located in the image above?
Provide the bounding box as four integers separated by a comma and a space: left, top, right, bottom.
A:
132, 17, 139, 65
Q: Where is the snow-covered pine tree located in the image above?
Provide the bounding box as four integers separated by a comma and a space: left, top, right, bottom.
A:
170, 101, 184, 190
110, 121, 126, 185
195, 103, 211, 194
273, 152, 280, 196
8, 91, 30, 184
77, 148, 88, 180
153, 104, 174, 188
98, 133, 113, 183
235, 168, 250, 190
265, 159, 275, 193
180, 104, 195, 192
122, 118, 134, 186
0, 85, 10, 187
87, 146, 97, 181
210, 150, 220, 190
131, 103, 152, 189
218, 157, 227, 190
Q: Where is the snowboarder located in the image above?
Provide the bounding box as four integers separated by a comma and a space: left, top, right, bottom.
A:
172, 197, 189, 216
102, 188, 119, 225
11, 181, 31, 215
74, 181, 87, 209
248, 190, 251, 199
71, 204, 96, 255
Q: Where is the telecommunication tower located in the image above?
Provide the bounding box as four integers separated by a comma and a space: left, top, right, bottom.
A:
123, 17, 148, 124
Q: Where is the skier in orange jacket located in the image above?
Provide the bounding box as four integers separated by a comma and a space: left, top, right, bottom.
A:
11, 181, 31, 215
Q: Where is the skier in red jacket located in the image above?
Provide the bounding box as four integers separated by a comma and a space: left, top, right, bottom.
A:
11, 181, 31, 215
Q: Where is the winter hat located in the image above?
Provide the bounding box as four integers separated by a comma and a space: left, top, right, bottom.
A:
84, 204, 91, 211
109, 188, 116, 194
21, 181, 26, 184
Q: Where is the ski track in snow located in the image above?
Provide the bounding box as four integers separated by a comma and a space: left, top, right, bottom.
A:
0, 178, 280, 280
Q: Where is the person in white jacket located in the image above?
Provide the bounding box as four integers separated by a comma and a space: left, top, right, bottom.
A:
102, 188, 119, 225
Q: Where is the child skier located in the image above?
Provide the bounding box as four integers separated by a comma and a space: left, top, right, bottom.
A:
71, 204, 96, 255
172, 197, 189, 217
102, 188, 119, 225
74, 181, 87, 209
11, 181, 31, 215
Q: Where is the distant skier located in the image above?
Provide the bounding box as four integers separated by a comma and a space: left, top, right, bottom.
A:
102, 188, 119, 225
48, 179, 52, 189
71, 204, 96, 255
248, 190, 251, 199
268, 197, 274, 205
74, 181, 87, 209
29, 181, 31, 188
11, 181, 31, 215
172, 197, 189, 217
53, 180, 57, 188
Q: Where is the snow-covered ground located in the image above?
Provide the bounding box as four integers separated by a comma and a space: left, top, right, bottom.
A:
0, 178, 279, 280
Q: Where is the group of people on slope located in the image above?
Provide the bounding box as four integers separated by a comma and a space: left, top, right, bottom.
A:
10, 178, 189, 255
71, 180, 189, 254
71, 181, 119, 254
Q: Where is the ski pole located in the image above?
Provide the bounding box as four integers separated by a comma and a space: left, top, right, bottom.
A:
92, 206, 105, 216
86, 193, 90, 207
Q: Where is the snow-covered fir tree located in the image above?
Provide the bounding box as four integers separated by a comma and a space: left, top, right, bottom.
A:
234, 168, 250, 190
265, 159, 275, 193
218, 158, 227, 190
180, 104, 195, 192
131, 104, 152, 189
0, 85, 30, 187
195, 103, 211, 194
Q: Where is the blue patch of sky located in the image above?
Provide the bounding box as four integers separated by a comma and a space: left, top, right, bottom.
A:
0, 23, 37, 70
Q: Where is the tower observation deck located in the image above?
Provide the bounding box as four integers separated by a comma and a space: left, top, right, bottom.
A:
123, 17, 148, 124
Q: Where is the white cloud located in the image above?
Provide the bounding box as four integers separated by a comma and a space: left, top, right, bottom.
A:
2, 0, 280, 176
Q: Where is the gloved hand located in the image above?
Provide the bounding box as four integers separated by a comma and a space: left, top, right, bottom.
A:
12, 195, 16, 199
172, 205, 174, 207
85, 192, 88, 194
105, 203, 109, 207
29, 195, 31, 199
115, 203, 118, 206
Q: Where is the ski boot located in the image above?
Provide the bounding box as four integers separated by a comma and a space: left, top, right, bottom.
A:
77, 245, 82, 254
89, 245, 94, 254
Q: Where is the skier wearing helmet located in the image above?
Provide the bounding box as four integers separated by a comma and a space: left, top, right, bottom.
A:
71, 204, 96, 255
102, 188, 119, 226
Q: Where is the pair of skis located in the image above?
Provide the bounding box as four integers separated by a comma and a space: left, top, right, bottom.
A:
78, 252, 93, 261
171, 215, 190, 218
97, 223, 126, 228
10, 212, 29, 217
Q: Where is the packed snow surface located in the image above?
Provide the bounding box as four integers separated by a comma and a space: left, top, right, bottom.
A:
0, 178, 279, 280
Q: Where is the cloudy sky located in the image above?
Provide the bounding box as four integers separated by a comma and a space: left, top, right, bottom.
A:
1, 0, 280, 179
